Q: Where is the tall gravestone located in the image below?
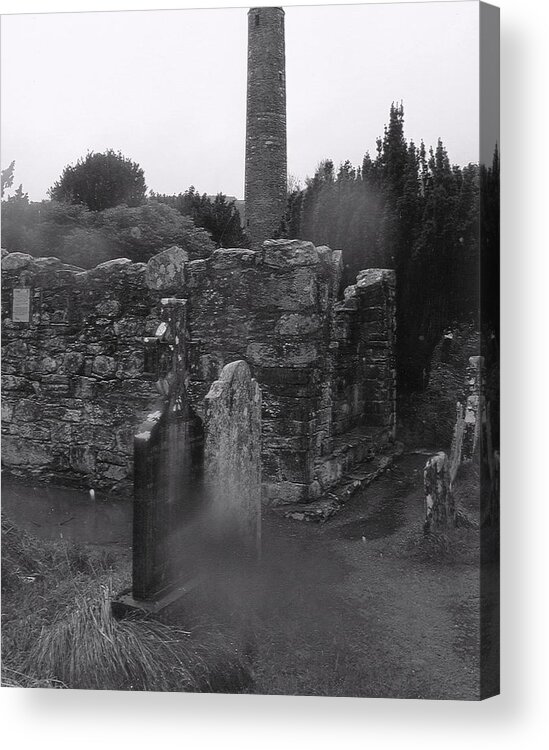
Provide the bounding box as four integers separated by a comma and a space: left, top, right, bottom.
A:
204, 360, 262, 557
114, 298, 204, 614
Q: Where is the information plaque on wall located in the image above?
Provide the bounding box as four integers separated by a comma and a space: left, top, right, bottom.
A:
12, 287, 31, 323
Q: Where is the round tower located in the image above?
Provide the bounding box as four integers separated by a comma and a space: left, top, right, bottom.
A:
245, 7, 287, 249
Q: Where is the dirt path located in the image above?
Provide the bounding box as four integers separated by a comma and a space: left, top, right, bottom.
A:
250, 454, 480, 699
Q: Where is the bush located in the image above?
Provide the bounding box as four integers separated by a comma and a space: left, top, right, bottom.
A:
95, 201, 215, 263
49, 150, 146, 212
1, 199, 215, 268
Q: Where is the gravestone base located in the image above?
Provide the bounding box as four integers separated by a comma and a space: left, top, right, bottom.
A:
111, 575, 202, 620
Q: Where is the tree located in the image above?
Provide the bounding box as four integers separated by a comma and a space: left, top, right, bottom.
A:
1, 161, 15, 197
1, 180, 35, 253
49, 150, 147, 211
277, 103, 482, 395
152, 188, 247, 248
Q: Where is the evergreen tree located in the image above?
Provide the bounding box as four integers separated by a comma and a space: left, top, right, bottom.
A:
277, 103, 483, 396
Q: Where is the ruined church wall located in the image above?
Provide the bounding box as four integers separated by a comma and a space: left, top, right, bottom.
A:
1, 252, 165, 493
184, 240, 342, 506
2, 242, 396, 506
329, 269, 396, 441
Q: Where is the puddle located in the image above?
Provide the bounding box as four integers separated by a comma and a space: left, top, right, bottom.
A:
1, 479, 132, 548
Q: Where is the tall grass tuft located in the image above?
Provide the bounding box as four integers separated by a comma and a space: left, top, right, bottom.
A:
2, 515, 253, 692
23, 582, 203, 691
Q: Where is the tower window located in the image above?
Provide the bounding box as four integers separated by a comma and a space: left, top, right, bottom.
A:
255, 14, 260, 26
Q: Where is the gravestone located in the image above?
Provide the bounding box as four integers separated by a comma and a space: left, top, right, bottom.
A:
113, 299, 204, 615
423, 451, 456, 534
204, 360, 262, 557
449, 356, 484, 479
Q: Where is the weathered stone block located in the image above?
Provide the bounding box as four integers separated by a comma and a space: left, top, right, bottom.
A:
145, 245, 188, 292
2, 435, 52, 466
96, 462, 127, 481
275, 313, 322, 337
1, 401, 14, 423
263, 239, 319, 268
1, 252, 35, 271
10, 423, 50, 440
13, 398, 42, 422
40, 356, 59, 374
210, 248, 257, 269
72, 376, 96, 400
96, 299, 121, 317
2, 375, 31, 392
246, 341, 319, 368
3, 340, 28, 359
253, 268, 317, 312
92, 355, 117, 377
70, 445, 96, 474
63, 351, 85, 374
51, 422, 73, 444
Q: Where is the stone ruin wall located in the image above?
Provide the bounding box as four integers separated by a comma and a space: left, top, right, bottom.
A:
1, 241, 396, 506
1, 251, 170, 494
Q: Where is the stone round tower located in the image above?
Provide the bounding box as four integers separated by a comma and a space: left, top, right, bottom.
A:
245, 7, 287, 249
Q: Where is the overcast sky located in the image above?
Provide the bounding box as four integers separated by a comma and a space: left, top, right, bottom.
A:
1, 1, 479, 201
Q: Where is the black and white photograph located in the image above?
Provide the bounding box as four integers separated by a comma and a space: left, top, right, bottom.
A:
1, 0, 500, 703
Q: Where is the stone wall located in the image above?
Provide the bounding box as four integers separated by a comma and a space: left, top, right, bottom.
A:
182, 240, 341, 505
2, 241, 396, 506
330, 269, 396, 440
1, 251, 171, 493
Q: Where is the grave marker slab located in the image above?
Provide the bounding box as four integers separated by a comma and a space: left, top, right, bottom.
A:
204, 360, 262, 557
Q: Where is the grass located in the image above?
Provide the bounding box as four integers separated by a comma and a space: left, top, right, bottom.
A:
1, 514, 252, 692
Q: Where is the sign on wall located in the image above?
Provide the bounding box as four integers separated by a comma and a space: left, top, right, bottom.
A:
12, 287, 31, 323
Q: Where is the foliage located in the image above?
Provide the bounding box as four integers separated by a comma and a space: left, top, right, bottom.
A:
1, 199, 215, 268
93, 201, 215, 264
1, 160, 16, 197
153, 187, 247, 248
279, 103, 493, 394
49, 150, 147, 211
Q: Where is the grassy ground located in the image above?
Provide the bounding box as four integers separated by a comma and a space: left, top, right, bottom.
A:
2, 453, 485, 698
1, 517, 251, 691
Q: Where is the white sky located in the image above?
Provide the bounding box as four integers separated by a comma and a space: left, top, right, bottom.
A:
1, 1, 479, 201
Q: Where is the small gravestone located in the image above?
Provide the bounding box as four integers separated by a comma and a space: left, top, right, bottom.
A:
204, 360, 262, 557
448, 355, 484, 482
423, 451, 456, 534
460, 356, 484, 462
